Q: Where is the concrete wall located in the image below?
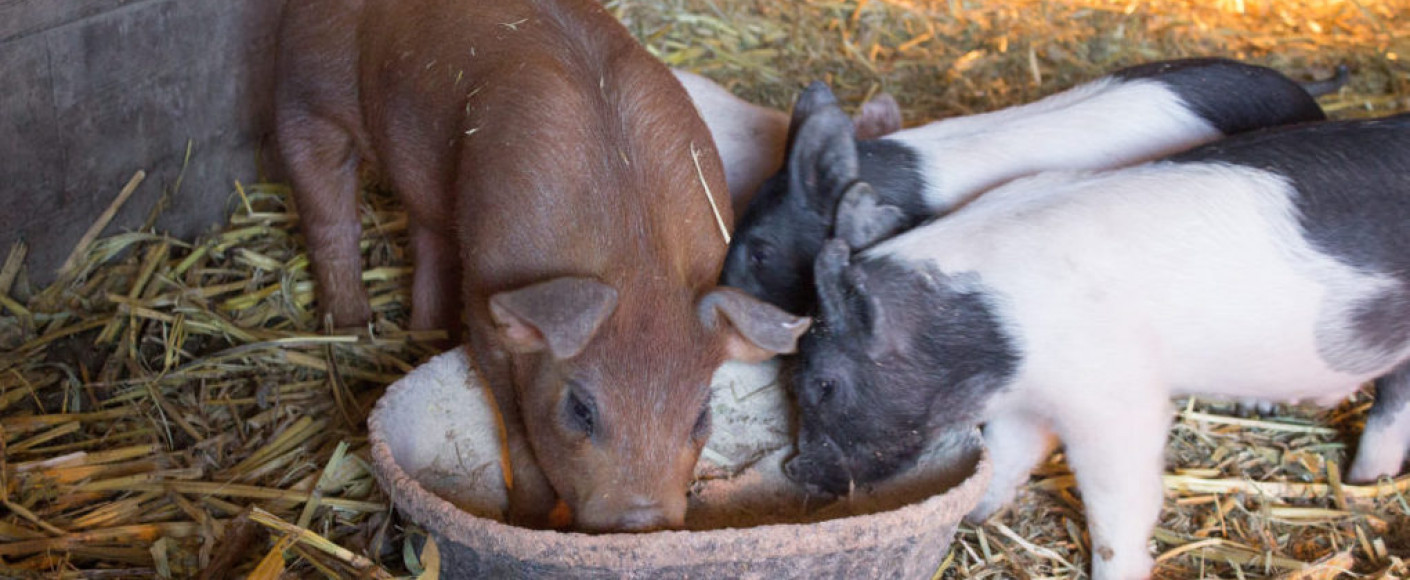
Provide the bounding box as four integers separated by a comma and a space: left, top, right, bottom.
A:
0, 0, 286, 287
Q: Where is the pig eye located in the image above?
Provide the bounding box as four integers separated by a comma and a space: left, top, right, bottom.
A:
748, 245, 771, 266
563, 390, 596, 437
691, 405, 712, 442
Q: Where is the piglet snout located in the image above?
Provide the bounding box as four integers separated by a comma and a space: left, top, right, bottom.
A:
617, 506, 669, 532
577, 496, 676, 533
614, 496, 674, 532
782, 453, 846, 498
780, 456, 809, 486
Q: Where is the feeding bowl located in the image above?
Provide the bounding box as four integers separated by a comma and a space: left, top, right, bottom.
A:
368, 349, 991, 579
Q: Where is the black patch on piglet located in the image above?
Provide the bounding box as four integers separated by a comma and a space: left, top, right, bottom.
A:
786, 241, 1020, 494
1353, 292, 1410, 360
721, 172, 818, 315
855, 140, 927, 217
722, 84, 925, 314
1113, 57, 1327, 136
834, 182, 908, 249
1368, 361, 1410, 428
1172, 113, 1410, 366
721, 101, 855, 314
1172, 114, 1410, 283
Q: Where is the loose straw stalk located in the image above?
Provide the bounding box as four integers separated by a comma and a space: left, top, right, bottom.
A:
690, 142, 730, 246
248, 508, 393, 579
58, 170, 146, 277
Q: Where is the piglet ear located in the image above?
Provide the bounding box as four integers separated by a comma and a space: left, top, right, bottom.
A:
489, 277, 618, 359
847, 267, 901, 361
788, 99, 859, 213
699, 288, 812, 363
786, 81, 841, 147
853, 92, 902, 140
835, 182, 908, 249
814, 238, 854, 335
816, 240, 900, 360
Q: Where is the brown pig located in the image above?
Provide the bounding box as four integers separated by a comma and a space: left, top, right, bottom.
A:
275, 0, 810, 531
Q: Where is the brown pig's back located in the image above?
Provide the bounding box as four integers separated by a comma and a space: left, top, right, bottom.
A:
284, 0, 732, 331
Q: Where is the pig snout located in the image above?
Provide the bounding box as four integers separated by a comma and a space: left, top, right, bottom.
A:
616, 497, 675, 532
782, 431, 852, 497
576, 494, 686, 533
618, 505, 669, 532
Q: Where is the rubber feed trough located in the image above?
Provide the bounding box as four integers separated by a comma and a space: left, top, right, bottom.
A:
369, 349, 992, 578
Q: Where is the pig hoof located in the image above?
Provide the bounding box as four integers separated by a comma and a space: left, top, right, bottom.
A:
1345, 456, 1400, 484
1090, 548, 1154, 580
321, 295, 374, 330
966, 482, 1020, 524
1235, 399, 1276, 417
964, 499, 1003, 524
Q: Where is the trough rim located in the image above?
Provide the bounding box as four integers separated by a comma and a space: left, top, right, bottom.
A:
367, 349, 993, 569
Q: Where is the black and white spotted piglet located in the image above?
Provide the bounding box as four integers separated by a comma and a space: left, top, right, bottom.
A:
783, 114, 1410, 580
722, 58, 1347, 314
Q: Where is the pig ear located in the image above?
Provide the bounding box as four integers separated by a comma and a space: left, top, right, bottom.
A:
847, 267, 901, 361
788, 102, 859, 213
786, 81, 841, 147
816, 240, 900, 360
489, 277, 619, 359
853, 93, 902, 140
699, 288, 812, 363
834, 182, 908, 249
814, 238, 855, 335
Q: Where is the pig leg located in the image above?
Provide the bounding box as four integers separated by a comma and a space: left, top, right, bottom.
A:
281, 114, 372, 328
1057, 396, 1170, 580
408, 222, 462, 340
1348, 362, 1410, 482
967, 412, 1057, 522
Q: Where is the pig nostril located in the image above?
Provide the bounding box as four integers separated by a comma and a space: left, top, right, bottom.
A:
618, 507, 667, 532
625, 495, 658, 509
782, 457, 807, 483
783, 456, 845, 498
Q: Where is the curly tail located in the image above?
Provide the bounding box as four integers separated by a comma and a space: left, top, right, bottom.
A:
1300, 64, 1351, 98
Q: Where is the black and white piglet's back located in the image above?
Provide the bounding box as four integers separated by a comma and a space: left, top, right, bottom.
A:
1176, 113, 1410, 367
1113, 58, 1330, 134
1173, 112, 1410, 281
721, 57, 1339, 316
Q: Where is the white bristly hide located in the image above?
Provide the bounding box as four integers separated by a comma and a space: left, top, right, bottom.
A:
882, 79, 1222, 212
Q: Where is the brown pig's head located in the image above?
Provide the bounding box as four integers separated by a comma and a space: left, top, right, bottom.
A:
489, 277, 810, 532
